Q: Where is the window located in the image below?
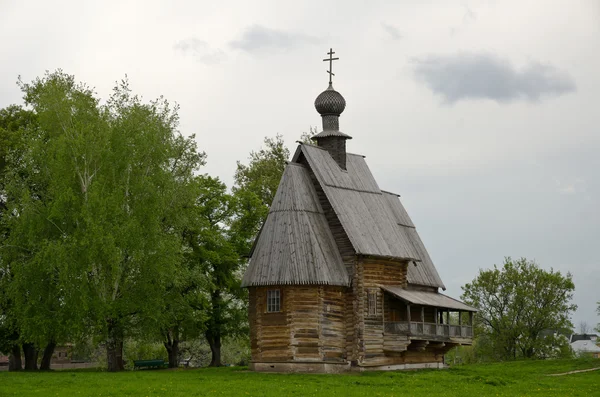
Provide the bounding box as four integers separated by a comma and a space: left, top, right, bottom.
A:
267, 289, 281, 313
367, 291, 377, 316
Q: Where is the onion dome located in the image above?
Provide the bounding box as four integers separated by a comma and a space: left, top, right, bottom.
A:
314, 83, 346, 116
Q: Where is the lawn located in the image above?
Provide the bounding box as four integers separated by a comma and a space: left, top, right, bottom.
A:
0, 359, 598, 397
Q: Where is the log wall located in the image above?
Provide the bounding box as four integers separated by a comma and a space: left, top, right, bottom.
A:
249, 285, 348, 364
353, 257, 408, 365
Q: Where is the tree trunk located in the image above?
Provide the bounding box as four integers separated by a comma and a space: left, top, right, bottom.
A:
164, 339, 179, 368
206, 333, 222, 367
22, 343, 38, 370
8, 344, 22, 371
106, 321, 125, 372
206, 289, 223, 367
40, 341, 57, 370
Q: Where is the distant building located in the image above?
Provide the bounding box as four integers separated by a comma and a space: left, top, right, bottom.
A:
241, 50, 477, 373
52, 345, 72, 364
571, 340, 600, 358
570, 334, 600, 358
570, 334, 598, 343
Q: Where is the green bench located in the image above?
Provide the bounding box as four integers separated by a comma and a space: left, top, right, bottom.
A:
133, 359, 167, 370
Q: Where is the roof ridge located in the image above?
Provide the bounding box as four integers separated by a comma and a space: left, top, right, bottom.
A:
323, 184, 383, 195
269, 209, 323, 214
381, 189, 401, 197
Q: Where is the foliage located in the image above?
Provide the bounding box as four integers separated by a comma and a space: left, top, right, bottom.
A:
178, 337, 250, 367
231, 134, 289, 256
0, 71, 204, 370
189, 176, 247, 366
123, 340, 167, 364
0, 359, 599, 396
461, 258, 577, 361
299, 126, 318, 144
0, 105, 39, 358
596, 302, 600, 333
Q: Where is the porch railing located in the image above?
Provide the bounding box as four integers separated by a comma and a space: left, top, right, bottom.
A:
385, 321, 472, 338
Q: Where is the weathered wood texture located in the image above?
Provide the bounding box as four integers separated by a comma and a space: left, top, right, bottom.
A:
381, 286, 478, 312
354, 258, 408, 365
298, 153, 356, 278
381, 191, 446, 289
242, 163, 349, 287
250, 287, 292, 362
297, 144, 420, 261
249, 285, 348, 364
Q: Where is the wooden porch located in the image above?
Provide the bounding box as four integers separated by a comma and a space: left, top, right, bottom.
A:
380, 286, 476, 350
385, 321, 473, 339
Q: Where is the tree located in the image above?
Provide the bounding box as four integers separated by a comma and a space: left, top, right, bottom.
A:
596, 302, 600, 332
193, 134, 290, 367
2, 71, 203, 371
190, 176, 246, 366
0, 105, 39, 371
461, 257, 576, 360
158, 174, 211, 368
231, 135, 289, 256
578, 321, 591, 334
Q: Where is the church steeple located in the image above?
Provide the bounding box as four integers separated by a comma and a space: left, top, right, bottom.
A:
312, 48, 352, 170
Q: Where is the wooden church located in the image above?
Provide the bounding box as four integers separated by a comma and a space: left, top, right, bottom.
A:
241, 50, 476, 373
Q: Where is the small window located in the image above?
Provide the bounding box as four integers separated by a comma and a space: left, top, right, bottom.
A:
267, 289, 281, 313
367, 291, 377, 316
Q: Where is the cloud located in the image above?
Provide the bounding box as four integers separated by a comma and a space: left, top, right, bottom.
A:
173, 38, 226, 64
381, 22, 402, 40
412, 52, 576, 104
229, 25, 319, 52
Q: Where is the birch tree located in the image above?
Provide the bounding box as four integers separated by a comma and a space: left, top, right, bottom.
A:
2, 71, 204, 371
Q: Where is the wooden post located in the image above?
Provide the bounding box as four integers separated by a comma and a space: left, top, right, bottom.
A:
406, 304, 411, 335
434, 308, 438, 324
421, 306, 425, 323
458, 311, 462, 326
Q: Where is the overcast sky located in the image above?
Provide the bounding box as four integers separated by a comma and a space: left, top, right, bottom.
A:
1, 0, 598, 329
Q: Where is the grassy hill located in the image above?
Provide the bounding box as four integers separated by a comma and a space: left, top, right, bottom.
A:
0, 359, 598, 396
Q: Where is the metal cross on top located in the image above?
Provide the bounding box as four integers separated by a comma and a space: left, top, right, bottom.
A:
323, 48, 339, 84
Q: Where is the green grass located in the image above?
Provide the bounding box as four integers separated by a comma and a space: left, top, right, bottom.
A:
1, 359, 599, 397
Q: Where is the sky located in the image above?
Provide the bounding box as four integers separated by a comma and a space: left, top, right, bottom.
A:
1, 0, 598, 329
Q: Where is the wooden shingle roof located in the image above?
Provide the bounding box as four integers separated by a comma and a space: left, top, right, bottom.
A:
297, 144, 422, 261
381, 191, 446, 289
242, 143, 447, 290
241, 163, 349, 287
295, 143, 445, 289
381, 286, 477, 311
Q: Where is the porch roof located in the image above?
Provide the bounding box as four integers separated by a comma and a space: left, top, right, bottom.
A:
381, 286, 478, 312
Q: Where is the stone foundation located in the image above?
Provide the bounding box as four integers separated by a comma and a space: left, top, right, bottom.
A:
250, 360, 446, 373
251, 361, 351, 374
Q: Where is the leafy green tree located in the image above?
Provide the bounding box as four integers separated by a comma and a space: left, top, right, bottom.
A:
158, 175, 212, 368
231, 134, 289, 256
0, 105, 39, 371
461, 258, 576, 360
2, 71, 203, 371
189, 176, 246, 366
